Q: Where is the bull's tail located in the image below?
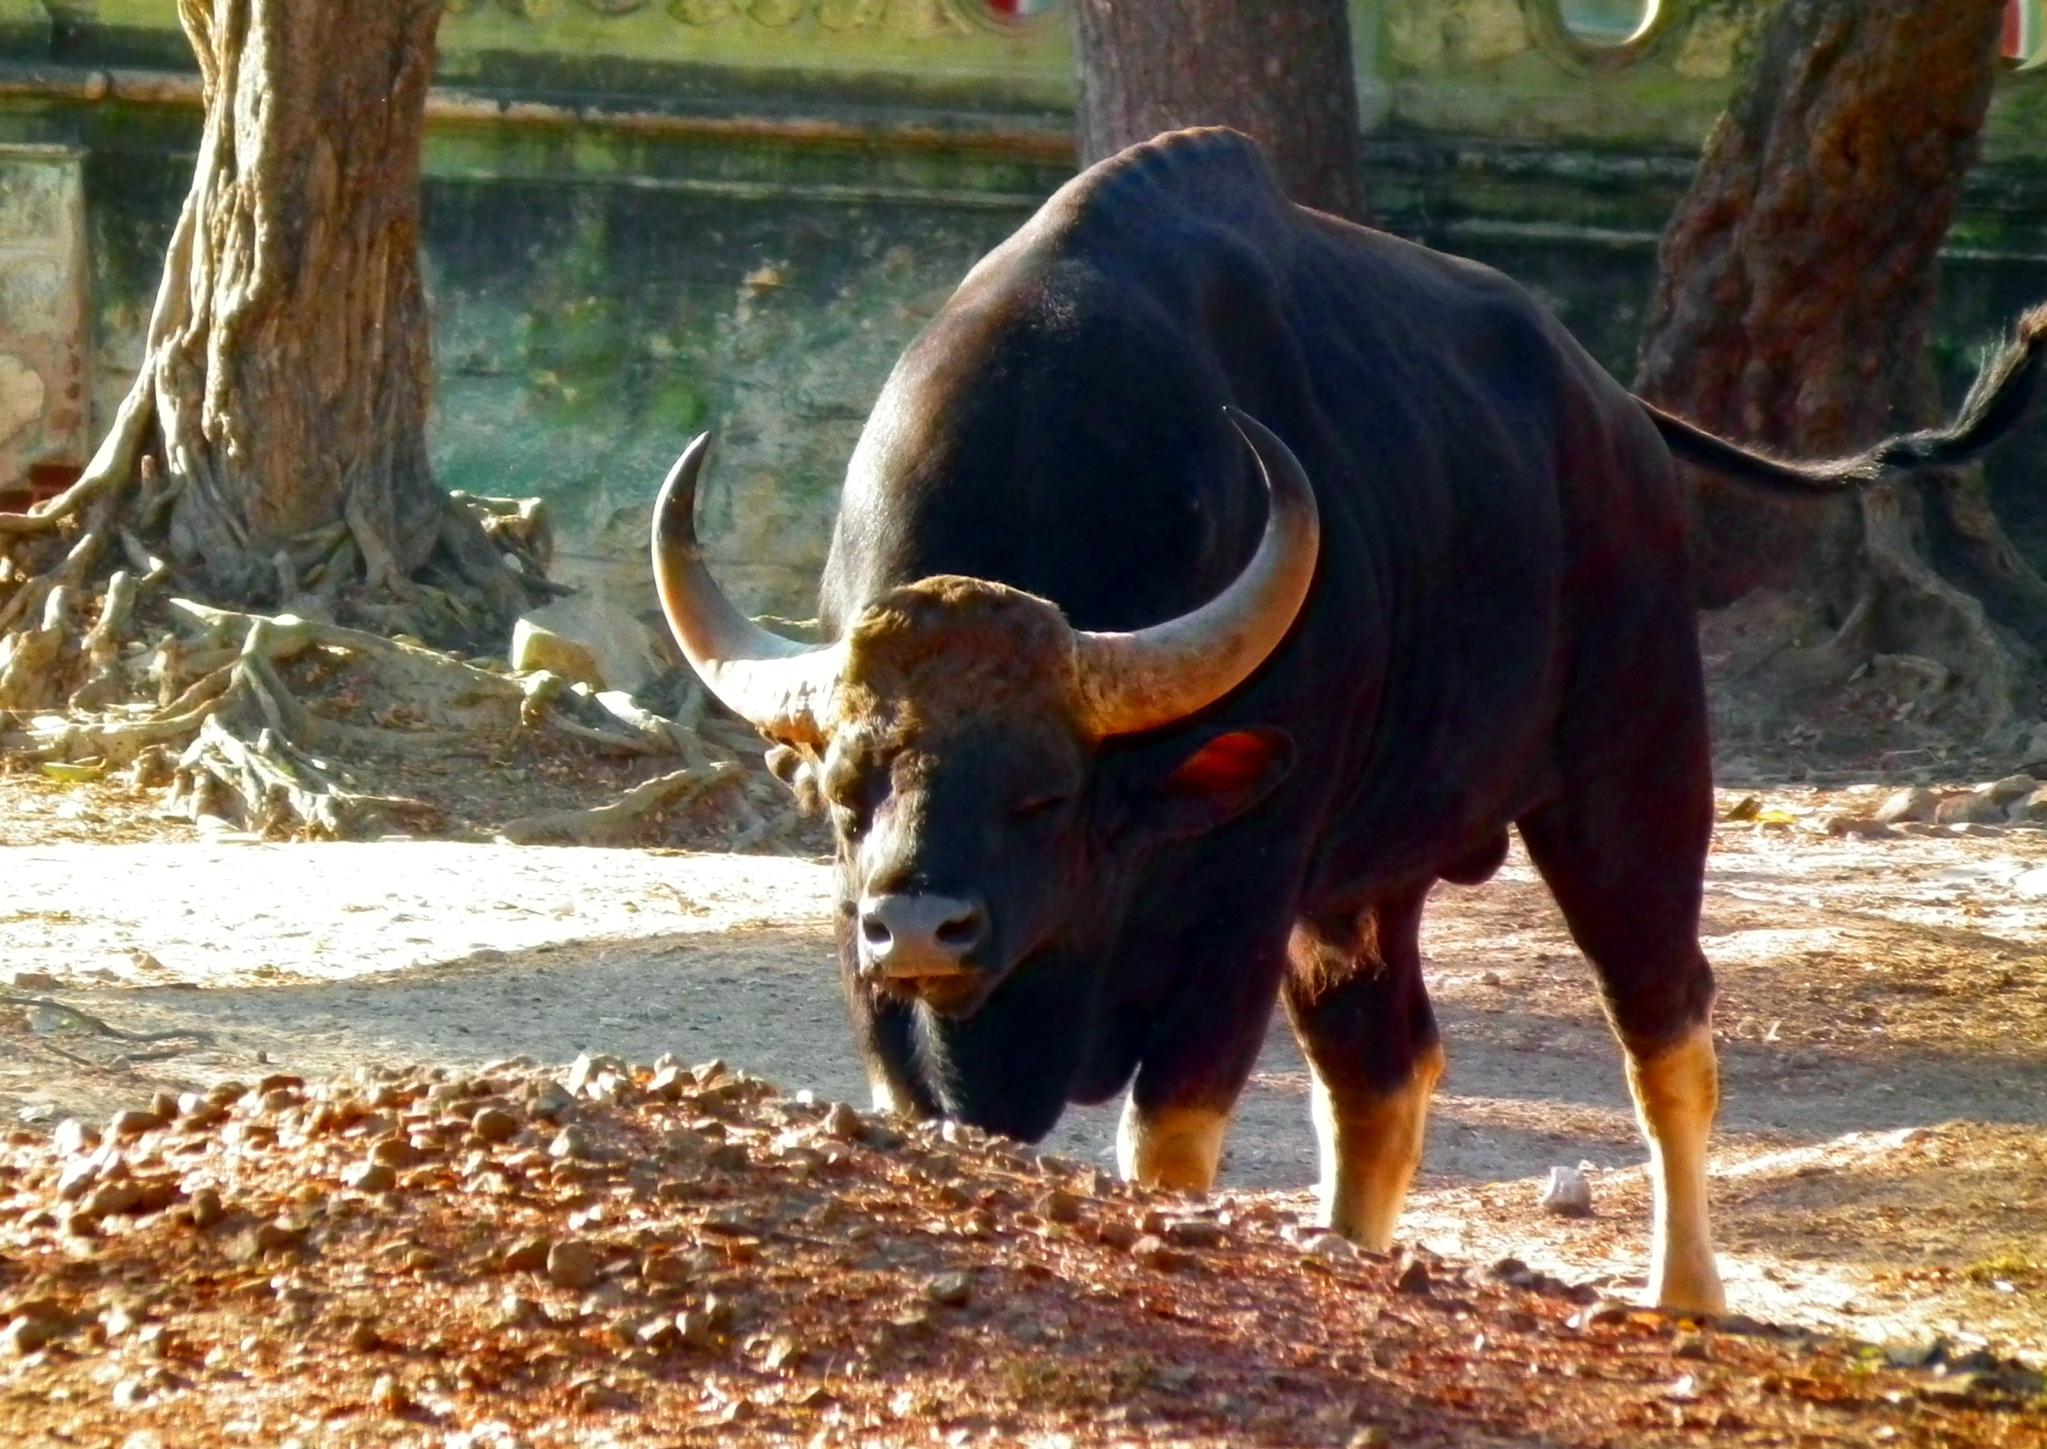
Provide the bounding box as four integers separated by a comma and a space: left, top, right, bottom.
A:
1638, 304, 2047, 495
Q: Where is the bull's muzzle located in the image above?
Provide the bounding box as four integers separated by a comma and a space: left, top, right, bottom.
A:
856, 891, 988, 981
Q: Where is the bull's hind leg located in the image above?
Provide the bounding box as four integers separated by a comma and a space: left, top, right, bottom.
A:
1282, 886, 1442, 1249
1518, 769, 1725, 1316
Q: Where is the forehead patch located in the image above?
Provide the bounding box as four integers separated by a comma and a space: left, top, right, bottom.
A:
838, 576, 1081, 737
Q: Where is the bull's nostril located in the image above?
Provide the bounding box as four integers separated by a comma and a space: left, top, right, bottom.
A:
861, 914, 891, 948
935, 910, 983, 947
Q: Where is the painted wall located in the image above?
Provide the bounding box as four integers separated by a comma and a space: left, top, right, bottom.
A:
4, 0, 2047, 622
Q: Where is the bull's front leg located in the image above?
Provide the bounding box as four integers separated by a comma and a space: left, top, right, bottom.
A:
1116, 1095, 1233, 1191
1283, 888, 1441, 1249
1115, 941, 1289, 1193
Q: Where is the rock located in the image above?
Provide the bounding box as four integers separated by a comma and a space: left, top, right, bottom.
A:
548, 1127, 594, 1162
2009, 786, 2047, 823
369, 1137, 420, 1170
81, 1180, 142, 1218
641, 1251, 690, 1287
1823, 814, 1895, 839
1130, 1236, 1189, 1272
186, 1188, 225, 1230
1163, 1218, 1225, 1249
500, 1236, 551, 1273
1035, 1190, 1081, 1225
1933, 791, 2006, 826
1983, 773, 2039, 806
514, 597, 664, 697
109, 1108, 161, 1137
924, 1271, 975, 1307
56, 1157, 100, 1202
545, 1240, 603, 1290
1538, 1165, 1594, 1217
5, 969, 60, 991
369, 1373, 410, 1414
4, 1314, 64, 1355
1875, 786, 1940, 825
510, 618, 608, 690
1394, 1258, 1432, 1295
342, 1161, 396, 1194
527, 1081, 574, 1119
471, 1107, 520, 1143
822, 1102, 863, 1140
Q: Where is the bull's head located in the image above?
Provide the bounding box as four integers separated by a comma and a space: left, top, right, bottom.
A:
650, 410, 1319, 1017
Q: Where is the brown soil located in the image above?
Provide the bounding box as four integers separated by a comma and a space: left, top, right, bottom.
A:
1, 1062, 2040, 1448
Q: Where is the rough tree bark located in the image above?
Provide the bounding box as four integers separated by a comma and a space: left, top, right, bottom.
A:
1637, 0, 2047, 736
1073, 0, 1369, 222
0, 0, 659, 837
163, 0, 446, 602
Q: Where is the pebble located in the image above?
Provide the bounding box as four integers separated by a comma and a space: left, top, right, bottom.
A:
346, 1320, 382, 1353
471, 1107, 520, 1143
82, 1180, 143, 1218
4, 1315, 62, 1355
187, 1188, 225, 1230
822, 1103, 863, 1141
577, 1381, 634, 1412
641, 1252, 690, 1287
56, 1158, 101, 1202
1394, 1259, 1432, 1295
545, 1240, 603, 1290
500, 1236, 551, 1273
925, 1271, 975, 1306
1130, 1235, 1189, 1272
1035, 1190, 1081, 1225
1538, 1165, 1594, 1217
1874, 786, 1939, 824
369, 1373, 410, 1413
109, 1109, 160, 1138
548, 1127, 594, 1162
1161, 1218, 1224, 1249
342, 1161, 396, 1194
528, 1083, 574, 1119
369, 1137, 420, 1170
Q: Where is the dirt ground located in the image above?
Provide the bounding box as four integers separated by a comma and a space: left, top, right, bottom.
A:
1, 767, 2044, 1391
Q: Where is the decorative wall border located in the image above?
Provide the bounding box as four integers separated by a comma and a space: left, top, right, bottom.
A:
444, 0, 1063, 35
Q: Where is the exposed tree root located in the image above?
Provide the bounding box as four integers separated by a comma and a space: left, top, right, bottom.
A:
497, 761, 743, 846
0, 586, 763, 840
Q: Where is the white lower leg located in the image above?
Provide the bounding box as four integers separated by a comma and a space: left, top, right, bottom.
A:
868, 1071, 912, 1118
1627, 1023, 1725, 1314
1116, 1095, 1229, 1192
1310, 1040, 1445, 1251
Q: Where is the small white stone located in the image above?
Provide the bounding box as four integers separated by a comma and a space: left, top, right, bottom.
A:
1538, 1165, 1593, 1217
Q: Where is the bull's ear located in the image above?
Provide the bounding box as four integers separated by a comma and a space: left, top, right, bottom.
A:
764, 743, 821, 814
1138, 727, 1295, 838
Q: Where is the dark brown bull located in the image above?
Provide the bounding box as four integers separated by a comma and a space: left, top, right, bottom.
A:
650, 129, 2046, 1314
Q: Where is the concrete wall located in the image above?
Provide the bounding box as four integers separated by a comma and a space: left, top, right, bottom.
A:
4, 0, 2047, 620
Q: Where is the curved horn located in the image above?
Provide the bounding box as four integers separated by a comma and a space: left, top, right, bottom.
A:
651, 433, 840, 742
1072, 407, 1320, 738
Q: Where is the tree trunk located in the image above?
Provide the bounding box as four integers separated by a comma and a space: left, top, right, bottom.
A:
1074, 0, 1369, 222
1637, 0, 2047, 738
161, 0, 445, 601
